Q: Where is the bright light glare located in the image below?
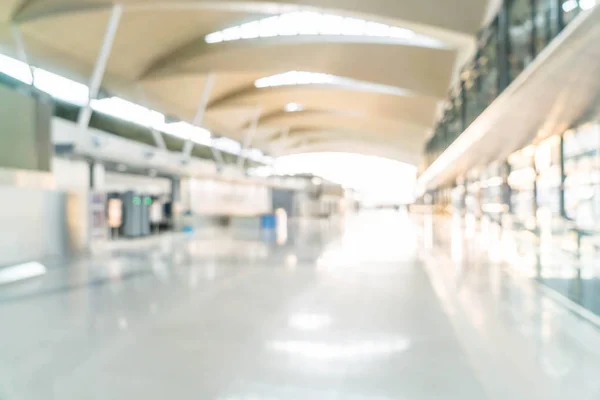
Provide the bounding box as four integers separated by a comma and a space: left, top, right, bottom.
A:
34, 68, 89, 106
0, 53, 32, 84
562, 0, 578, 11
284, 102, 304, 112
0, 262, 46, 285
205, 11, 444, 48
275, 153, 417, 205
255, 70, 412, 97
213, 137, 242, 155
158, 121, 211, 145
563, 0, 595, 11
91, 97, 165, 128
289, 314, 332, 331
580, 0, 597, 10
0, 51, 249, 157
269, 338, 410, 359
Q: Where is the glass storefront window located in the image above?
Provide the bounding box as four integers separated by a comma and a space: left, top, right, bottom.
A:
508, 0, 534, 81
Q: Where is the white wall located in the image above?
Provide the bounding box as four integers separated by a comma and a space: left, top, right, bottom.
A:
183, 178, 271, 216
0, 186, 69, 266
52, 157, 172, 196
52, 157, 89, 192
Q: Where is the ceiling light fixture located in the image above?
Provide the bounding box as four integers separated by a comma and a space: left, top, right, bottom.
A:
284, 102, 304, 112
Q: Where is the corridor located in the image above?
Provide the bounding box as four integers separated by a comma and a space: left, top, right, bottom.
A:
1, 211, 600, 399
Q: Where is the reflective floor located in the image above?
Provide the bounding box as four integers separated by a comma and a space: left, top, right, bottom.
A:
1, 211, 600, 399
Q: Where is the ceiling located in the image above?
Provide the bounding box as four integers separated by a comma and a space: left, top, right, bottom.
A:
0, 0, 495, 165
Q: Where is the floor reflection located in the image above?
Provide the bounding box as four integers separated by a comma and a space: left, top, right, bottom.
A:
418, 210, 600, 399
2, 211, 600, 399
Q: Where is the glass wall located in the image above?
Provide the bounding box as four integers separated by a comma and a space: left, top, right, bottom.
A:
508, 0, 534, 80
535, 135, 562, 216
508, 146, 537, 230
534, 0, 561, 53
561, 0, 581, 26
563, 123, 600, 230
480, 162, 509, 220
479, 27, 499, 108
422, 0, 589, 172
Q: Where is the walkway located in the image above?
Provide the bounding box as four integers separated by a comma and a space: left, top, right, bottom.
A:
1, 211, 599, 399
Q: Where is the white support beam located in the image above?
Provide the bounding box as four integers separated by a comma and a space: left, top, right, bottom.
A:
137, 85, 167, 150
78, 4, 122, 130
10, 25, 34, 85
237, 107, 262, 170
184, 73, 217, 158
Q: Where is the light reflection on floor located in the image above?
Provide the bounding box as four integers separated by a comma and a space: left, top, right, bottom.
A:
1, 211, 600, 399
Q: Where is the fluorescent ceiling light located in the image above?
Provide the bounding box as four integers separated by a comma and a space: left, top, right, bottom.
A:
205, 11, 444, 48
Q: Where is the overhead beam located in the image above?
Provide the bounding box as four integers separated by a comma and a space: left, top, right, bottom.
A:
237, 107, 261, 169
10, 25, 35, 85
137, 86, 167, 150
78, 4, 123, 130
183, 73, 218, 159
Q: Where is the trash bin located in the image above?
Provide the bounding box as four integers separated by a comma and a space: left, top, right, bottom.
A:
260, 214, 277, 230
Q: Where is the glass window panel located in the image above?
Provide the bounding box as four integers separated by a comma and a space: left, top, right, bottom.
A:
479, 30, 499, 108
534, 0, 551, 51
508, 0, 534, 81
277, 13, 302, 36
296, 12, 321, 35
221, 26, 241, 41
259, 16, 280, 37
340, 18, 366, 35
389, 27, 416, 39
205, 32, 223, 43
318, 15, 344, 35
561, 0, 580, 25
364, 22, 390, 37
239, 21, 260, 39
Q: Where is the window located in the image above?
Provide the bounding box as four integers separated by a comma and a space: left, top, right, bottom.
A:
508, 0, 534, 81
204, 12, 445, 48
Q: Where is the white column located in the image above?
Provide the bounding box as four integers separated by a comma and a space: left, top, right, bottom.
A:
78, 4, 123, 129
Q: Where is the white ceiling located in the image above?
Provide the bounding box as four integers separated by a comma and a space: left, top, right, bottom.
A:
0, 0, 493, 164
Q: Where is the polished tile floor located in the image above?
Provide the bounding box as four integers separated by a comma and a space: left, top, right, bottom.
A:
1, 211, 600, 399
